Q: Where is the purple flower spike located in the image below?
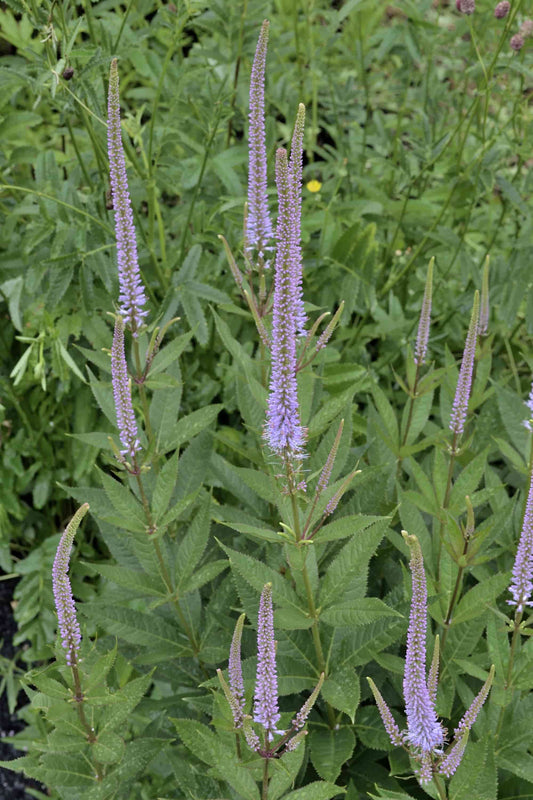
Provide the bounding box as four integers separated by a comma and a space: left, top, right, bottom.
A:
292, 673, 324, 731
52, 504, 89, 665
449, 291, 480, 438
111, 317, 141, 460
509, 471, 533, 613
108, 59, 148, 335
427, 636, 440, 708
438, 731, 469, 778
479, 256, 490, 336
414, 258, 433, 366
367, 677, 405, 747
265, 148, 305, 456
402, 532, 445, 753
453, 665, 494, 739
229, 613, 246, 727
254, 583, 283, 741
246, 20, 273, 260
288, 104, 306, 335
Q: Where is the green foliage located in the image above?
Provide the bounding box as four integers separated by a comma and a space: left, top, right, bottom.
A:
0, 1, 532, 799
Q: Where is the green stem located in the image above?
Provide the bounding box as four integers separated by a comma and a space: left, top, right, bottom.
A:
433, 772, 448, 800
262, 757, 269, 800
495, 610, 523, 740
441, 536, 469, 650
71, 661, 103, 780
132, 340, 155, 452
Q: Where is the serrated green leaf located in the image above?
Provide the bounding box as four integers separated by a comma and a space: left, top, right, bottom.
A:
173, 718, 260, 800
314, 514, 389, 543
321, 668, 360, 722
98, 470, 146, 533
321, 598, 401, 627
81, 603, 182, 655
219, 542, 302, 612
152, 448, 180, 521
319, 521, 388, 607
160, 404, 222, 453
309, 727, 356, 782
176, 493, 211, 588
93, 730, 125, 764
99, 671, 153, 734
269, 746, 306, 800
149, 331, 193, 376
180, 558, 228, 594
92, 563, 167, 597
159, 489, 199, 527
449, 739, 488, 800
452, 572, 509, 625
449, 448, 489, 513
282, 779, 345, 800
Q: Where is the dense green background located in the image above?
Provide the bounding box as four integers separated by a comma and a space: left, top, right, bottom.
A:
0, 0, 532, 798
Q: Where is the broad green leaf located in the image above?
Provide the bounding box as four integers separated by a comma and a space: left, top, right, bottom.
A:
310, 727, 356, 782
321, 668, 360, 722
219, 542, 302, 611
81, 603, 183, 656
449, 448, 489, 513
180, 558, 228, 594
319, 522, 388, 607
176, 493, 211, 588
282, 780, 345, 800
314, 514, 389, 544
269, 746, 306, 800
93, 731, 125, 764
91, 563, 167, 597
149, 331, 193, 376
173, 718, 260, 800
94, 738, 167, 797
99, 671, 153, 734
371, 383, 399, 450
152, 448, 180, 521
159, 490, 199, 528
98, 470, 146, 533
160, 404, 222, 453
321, 598, 402, 627
449, 739, 490, 800
499, 751, 533, 785
452, 572, 509, 625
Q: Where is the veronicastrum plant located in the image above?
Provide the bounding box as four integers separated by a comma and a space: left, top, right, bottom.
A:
1, 5, 533, 800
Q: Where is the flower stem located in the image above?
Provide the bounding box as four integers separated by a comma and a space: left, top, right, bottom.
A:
262, 756, 269, 800
433, 772, 448, 800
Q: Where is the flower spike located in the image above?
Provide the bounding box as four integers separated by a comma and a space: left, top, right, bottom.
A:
292, 673, 324, 731
111, 317, 141, 460
509, 470, 533, 613
449, 291, 480, 438
265, 148, 305, 456
438, 731, 469, 778
479, 255, 490, 336
254, 583, 283, 740
52, 504, 89, 665
288, 103, 306, 335
414, 257, 433, 366
107, 59, 148, 335
367, 677, 404, 747
246, 20, 273, 259
228, 613, 246, 727
453, 665, 494, 739
402, 532, 445, 753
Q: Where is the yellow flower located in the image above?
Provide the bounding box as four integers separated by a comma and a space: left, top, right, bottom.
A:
306, 179, 322, 193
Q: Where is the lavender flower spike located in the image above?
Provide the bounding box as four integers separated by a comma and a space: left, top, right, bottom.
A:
246, 20, 273, 259
52, 503, 89, 665
449, 290, 480, 438
414, 257, 433, 366
108, 59, 148, 335
438, 731, 469, 778
111, 317, 141, 460
509, 469, 533, 612
288, 103, 306, 335
402, 532, 445, 753
453, 665, 494, 738
367, 677, 404, 747
254, 583, 283, 740
229, 613, 246, 726
292, 673, 324, 731
265, 148, 305, 455
479, 255, 490, 336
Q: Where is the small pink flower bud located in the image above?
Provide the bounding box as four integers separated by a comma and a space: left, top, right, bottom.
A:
510, 33, 524, 50
457, 0, 475, 13
520, 19, 533, 37
494, 1, 510, 17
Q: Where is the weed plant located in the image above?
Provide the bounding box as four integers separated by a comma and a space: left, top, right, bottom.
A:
0, 1, 532, 799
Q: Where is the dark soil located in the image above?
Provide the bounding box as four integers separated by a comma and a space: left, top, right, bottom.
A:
0, 573, 47, 799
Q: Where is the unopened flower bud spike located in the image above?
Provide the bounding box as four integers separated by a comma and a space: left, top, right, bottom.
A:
302, 420, 344, 538
53, 504, 89, 666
